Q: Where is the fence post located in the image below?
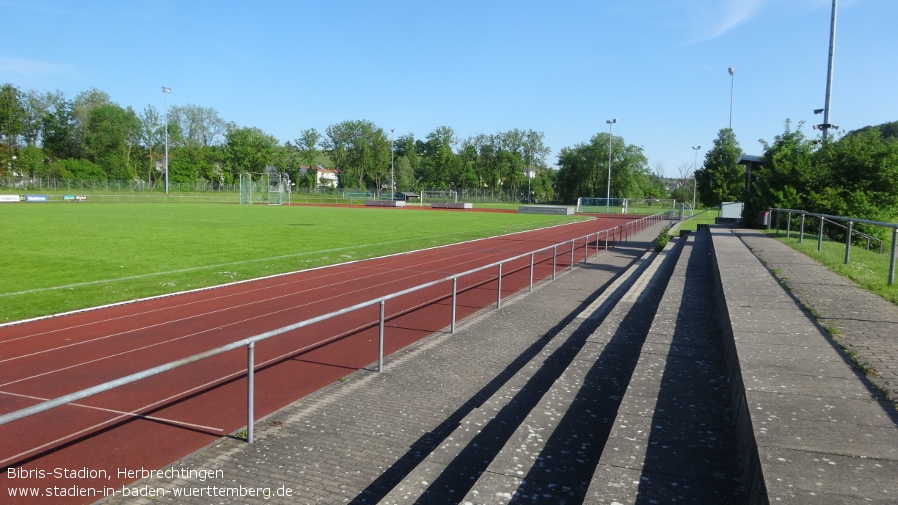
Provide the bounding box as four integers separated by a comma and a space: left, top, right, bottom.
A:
529, 253, 535, 292
818, 216, 824, 252
552, 245, 557, 280
890, 228, 897, 286
497, 264, 503, 309
844, 221, 853, 264
786, 211, 792, 238
583, 237, 588, 263
799, 213, 805, 244
378, 301, 385, 372
775, 210, 781, 235
569, 240, 574, 270
451, 278, 458, 333
246, 341, 255, 443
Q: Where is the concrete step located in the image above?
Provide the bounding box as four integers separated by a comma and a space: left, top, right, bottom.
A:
377, 226, 687, 504
586, 228, 743, 504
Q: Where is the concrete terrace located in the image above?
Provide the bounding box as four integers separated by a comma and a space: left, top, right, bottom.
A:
102, 223, 898, 505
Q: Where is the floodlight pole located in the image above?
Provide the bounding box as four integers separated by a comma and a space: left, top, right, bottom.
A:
692, 145, 701, 210
728, 67, 735, 130
161, 86, 171, 194
822, 0, 838, 141
390, 128, 395, 200
605, 118, 616, 213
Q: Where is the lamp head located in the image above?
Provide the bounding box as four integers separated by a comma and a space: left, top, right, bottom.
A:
728, 67, 734, 76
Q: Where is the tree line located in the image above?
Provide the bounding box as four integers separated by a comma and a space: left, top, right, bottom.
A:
0, 83, 671, 203
696, 120, 898, 237
4, 82, 894, 217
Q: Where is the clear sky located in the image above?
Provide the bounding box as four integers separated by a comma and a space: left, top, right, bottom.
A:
2, 0, 894, 176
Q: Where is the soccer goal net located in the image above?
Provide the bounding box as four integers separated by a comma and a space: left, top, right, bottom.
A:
420, 190, 458, 205
576, 197, 678, 215
240, 173, 286, 205
575, 197, 628, 214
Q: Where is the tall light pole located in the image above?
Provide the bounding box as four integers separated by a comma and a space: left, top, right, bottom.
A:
605, 118, 616, 213
692, 146, 701, 210
821, 0, 838, 141
161, 86, 171, 194
390, 128, 395, 200
727, 67, 735, 130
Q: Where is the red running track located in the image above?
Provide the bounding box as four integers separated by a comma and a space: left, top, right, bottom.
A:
0, 213, 646, 504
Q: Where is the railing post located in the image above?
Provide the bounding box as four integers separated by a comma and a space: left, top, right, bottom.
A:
569, 240, 574, 270
529, 253, 535, 292
818, 216, 824, 252
378, 300, 385, 372
246, 341, 255, 443
497, 263, 503, 309
799, 213, 805, 244
583, 237, 588, 263
845, 221, 853, 264
786, 211, 792, 238
451, 277, 458, 333
604, 230, 608, 252
552, 245, 557, 280
889, 228, 897, 286
775, 210, 781, 235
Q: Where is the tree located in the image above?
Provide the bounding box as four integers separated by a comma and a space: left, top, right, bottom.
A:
421, 126, 458, 189
295, 128, 320, 168
321, 120, 387, 190
0, 83, 25, 169
82, 103, 140, 179
41, 94, 79, 161
814, 126, 898, 228
743, 120, 817, 226
225, 126, 279, 178
137, 105, 163, 184
554, 132, 650, 204
695, 128, 744, 207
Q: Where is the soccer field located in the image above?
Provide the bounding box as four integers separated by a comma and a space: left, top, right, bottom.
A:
0, 203, 586, 323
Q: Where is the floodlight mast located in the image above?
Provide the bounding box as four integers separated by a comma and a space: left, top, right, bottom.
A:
822, 0, 838, 141
161, 86, 172, 194
605, 118, 616, 213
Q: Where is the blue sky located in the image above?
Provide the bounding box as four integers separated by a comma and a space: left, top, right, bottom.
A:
2, 0, 894, 176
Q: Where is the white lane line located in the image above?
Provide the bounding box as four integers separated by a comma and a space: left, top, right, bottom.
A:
0, 234, 504, 347
0, 365, 252, 468
0, 390, 223, 432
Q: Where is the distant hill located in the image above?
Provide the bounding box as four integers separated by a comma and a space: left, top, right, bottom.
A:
848, 120, 898, 140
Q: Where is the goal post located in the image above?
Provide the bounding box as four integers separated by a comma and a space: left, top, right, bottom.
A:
420, 190, 458, 206
576, 197, 677, 215
240, 172, 287, 205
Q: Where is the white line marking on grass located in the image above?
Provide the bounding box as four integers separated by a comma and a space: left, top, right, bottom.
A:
0, 221, 574, 299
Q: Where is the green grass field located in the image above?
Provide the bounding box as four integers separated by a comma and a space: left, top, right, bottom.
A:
0, 203, 587, 323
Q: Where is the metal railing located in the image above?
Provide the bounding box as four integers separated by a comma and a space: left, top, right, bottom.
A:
769, 208, 898, 285
0, 214, 665, 446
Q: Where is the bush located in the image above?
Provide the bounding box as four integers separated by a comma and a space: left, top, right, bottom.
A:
654, 226, 671, 252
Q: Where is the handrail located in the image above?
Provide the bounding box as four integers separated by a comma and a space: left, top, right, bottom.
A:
0, 214, 666, 443
769, 208, 898, 286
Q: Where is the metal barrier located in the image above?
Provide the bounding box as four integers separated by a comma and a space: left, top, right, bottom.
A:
0, 214, 665, 444
769, 208, 898, 286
